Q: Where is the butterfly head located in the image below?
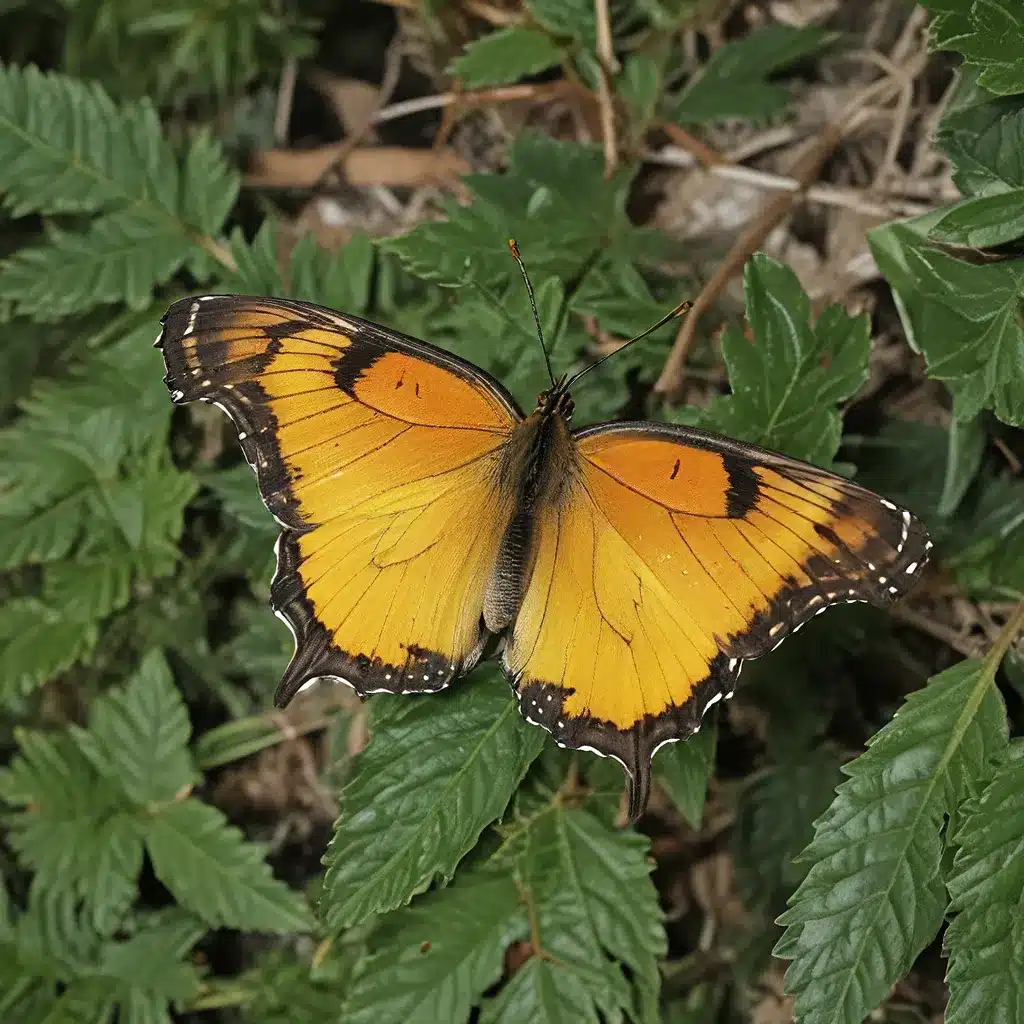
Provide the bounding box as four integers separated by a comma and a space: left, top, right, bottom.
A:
537, 377, 574, 422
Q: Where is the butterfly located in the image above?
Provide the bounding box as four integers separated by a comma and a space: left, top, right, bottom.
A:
157, 254, 930, 821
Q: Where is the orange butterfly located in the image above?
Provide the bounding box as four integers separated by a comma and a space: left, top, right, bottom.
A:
158, 259, 930, 820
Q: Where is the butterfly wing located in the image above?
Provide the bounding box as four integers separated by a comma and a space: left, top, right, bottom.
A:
158, 295, 523, 706
504, 421, 931, 820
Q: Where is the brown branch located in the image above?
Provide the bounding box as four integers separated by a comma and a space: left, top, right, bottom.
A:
593, 0, 619, 177
653, 71, 915, 401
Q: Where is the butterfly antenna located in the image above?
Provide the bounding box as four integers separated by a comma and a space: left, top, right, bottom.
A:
566, 299, 692, 390
508, 239, 557, 387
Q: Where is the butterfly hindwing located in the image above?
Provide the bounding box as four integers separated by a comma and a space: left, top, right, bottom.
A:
158, 295, 523, 706
503, 422, 931, 819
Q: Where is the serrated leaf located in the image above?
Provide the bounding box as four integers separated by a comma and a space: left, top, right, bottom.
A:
937, 95, 1024, 197
0, 497, 88, 570
733, 748, 843, 914
526, 0, 596, 48
944, 739, 1024, 1023
76, 650, 196, 804
944, 473, 1024, 600
673, 23, 833, 124
342, 871, 526, 1024
0, 730, 143, 932
447, 27, 563, 88
869, 220, 1024, 426
927, 0, 1024, 96
0, 599, 99, 702
288, 230, 375, 313
96, 912, 204, 1005
701, 254, 870, 465
496, 805, 666, 1023
43, 557, 132, 622
776, 660, 1009, 1024
321, 669, 545, 933
179, 128, 241, 236
0, 65, 164, 216
0, 210, 196, 318
483, 957, 593, 1024
142, 799, 312, 932
655, 721, 716, 827
930, 189, 1024, 247
384, 134, 638, 288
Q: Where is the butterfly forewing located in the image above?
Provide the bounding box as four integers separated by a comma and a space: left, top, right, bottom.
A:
158, 295, 523, 705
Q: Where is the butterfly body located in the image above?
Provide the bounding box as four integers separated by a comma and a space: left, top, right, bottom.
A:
158, 293, 931, 820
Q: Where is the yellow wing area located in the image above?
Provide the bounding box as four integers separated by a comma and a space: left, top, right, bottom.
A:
158, 295, 521, 705
505, 422, 931, 819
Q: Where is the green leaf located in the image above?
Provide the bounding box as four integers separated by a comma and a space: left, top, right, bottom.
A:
930, 189, 1024, 247
701, 254, 870, 465
321, 669, 545, 933
526, 0, 596, 48
96, 912, 204, 1007
0, 65, 168, 216
342, 871, 526, 1023
483, 957, 590, 1024
655, 721, 716, 827
944, 739, 1024, 1024
43, 557, 132, 622
673, 24, 833, 124
776, 660, 1009, 1024
732, 748, 843, 914
0, 498, 88, 570
142, 799, 313, 933
944, 473, 1024, 600
927, 0, 1024, 96
0, 599, 99, 702
0, 64, 239, 317
384, 134, 639, 288
937, 414, 986, 518
937, 93, 1024, 197
0, 210, 196, 318
75, 650, 196, 804
869, 220, 1024, 426
447, 26, 563, 88
494, 805, 666, 1023
0, 730, 143, 932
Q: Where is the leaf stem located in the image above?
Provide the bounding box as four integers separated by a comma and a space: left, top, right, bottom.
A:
981, 599, 1024, 681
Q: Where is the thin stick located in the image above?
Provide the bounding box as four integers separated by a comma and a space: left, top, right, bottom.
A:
594, 0, 619, 177
653, 72, 909, 400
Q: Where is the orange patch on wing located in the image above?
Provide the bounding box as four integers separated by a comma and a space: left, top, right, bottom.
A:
580, 434, 731, 517
350, 351, 517, 431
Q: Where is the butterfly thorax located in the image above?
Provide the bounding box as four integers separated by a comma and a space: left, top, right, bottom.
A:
483, 388, 578, 633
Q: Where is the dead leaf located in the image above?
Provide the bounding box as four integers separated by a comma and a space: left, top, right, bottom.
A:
247, 144, 470, 189
310, 71, 381, 136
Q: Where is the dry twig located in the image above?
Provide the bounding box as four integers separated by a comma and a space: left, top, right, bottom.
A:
654, 58, 926, 400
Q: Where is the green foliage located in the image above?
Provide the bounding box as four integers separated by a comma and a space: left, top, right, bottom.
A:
447, 26, 564, 87
776, 659, 1009, 1023
320, 670, 545, 933
924, 0, 1024, 95
0, 65, 239, 317
698, 254, 871, 466
1, 5, 1023, 1022
654, 720, 716, 827
673, 23, 834, 124
944, 739, 1024, 1022
1, 651, 312, 945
